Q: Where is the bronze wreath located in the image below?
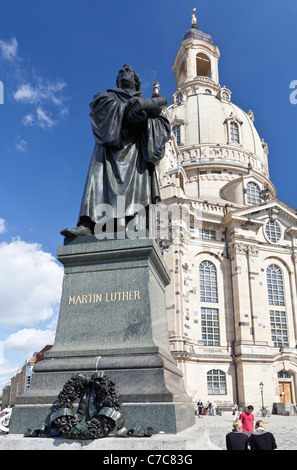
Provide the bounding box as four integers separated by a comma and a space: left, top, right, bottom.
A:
25, 371, 126, 439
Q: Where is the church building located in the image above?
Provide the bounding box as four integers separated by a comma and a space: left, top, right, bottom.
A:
157, 12, 297, 412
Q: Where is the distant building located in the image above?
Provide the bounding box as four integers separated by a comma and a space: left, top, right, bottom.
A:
1, 384, 10, 410
6, 345, 52, 406
156, 18, 297, 411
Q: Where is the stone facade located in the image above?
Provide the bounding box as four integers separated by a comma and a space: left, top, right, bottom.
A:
156, 23, 297, 410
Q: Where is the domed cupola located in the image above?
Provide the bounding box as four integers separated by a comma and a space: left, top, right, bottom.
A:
166, 9, 275, 206
172, 8, 220, 93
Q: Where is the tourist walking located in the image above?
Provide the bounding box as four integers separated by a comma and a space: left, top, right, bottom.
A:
226, 420, 249, 450
239, 405, 255, 438
197, 399, 203, 418
250, 420, 277, 450
232, 402, 239, 419
207, 401, 213, 416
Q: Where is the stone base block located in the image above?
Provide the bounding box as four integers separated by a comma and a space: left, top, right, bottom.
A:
10, 238, 195, 435
10, 402, 195, 435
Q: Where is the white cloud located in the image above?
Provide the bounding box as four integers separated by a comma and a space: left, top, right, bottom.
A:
36, 106, 56, 128
0, 218, 6, 233
22, 113, 34, 126
45, 80, 67, 106
0, 238, 63, 328
0, 238, 62, 390
0, 36, 70, 130
4, 328, 55, 354
22, 107, 56, 129
0, 37, 18, 61
8, 136, 27, 153
16, 139, 27, 152
13, 83, 39, 103
14, 80, 67, 106
0, 359, 19, 389
14, 78, 69, 129
14, 138, 27, 152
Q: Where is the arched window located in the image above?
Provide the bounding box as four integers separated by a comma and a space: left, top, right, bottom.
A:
173, 125, 181, 145
178, 172, 184, 191
277, 371, 292, 379
230, 121, 239, 143
199, 261, 218, 303
266, 265, 285, 306
178, 61, 186, 85
222, 91, 230, 101
246, 181, 261, 205
199, 261, 220, 346
207, 370, 227, 395
175, 92, 183, 104
267, 264, 288, 347
196, 52, 211, 77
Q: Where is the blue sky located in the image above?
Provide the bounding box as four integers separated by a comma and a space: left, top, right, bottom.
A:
0, 0, 297, 391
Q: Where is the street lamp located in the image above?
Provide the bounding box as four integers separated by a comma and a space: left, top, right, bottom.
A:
259, 382, 264, 409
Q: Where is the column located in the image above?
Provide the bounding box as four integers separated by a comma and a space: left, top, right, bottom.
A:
228, 242, 253, 345
246, 245, 269, 345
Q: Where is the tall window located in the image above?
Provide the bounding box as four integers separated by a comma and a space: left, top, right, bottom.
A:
200, 260, 220, 346
270, 310, 289, 347
207, 369, 226, 395
246, 181, 261, 205
196, 52, 211, 77
230, 121, 239, 143
201, 308, 220, 346
267, 264, 288, 347
267, 264, 285, 306
199, 261, 218, 302
173, 125, 181, 145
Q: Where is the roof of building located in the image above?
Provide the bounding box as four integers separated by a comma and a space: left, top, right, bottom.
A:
183, 27, 213, 44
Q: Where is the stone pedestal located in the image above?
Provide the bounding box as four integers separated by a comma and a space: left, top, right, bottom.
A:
274, 402, 297, 416
10, 237, 195, 434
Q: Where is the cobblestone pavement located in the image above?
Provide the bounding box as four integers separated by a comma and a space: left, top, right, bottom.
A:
195, 412, 297, 450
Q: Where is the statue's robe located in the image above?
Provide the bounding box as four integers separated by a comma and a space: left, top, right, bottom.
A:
78, 88, 171, 224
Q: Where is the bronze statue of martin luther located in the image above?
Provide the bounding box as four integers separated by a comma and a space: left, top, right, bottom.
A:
61, 64, 171, 238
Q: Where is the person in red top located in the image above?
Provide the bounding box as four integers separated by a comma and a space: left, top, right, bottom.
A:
239, 405, 255, 437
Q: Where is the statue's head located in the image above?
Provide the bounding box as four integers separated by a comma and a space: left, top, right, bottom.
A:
116, 64, 141, 91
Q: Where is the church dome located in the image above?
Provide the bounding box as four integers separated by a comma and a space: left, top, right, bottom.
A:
198, 93, 266, 171
168, 26, 269, 179
168, 88, 269, 179
163, 21, 275, 205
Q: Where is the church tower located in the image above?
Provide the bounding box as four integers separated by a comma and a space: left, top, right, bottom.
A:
158, 10, 297, 412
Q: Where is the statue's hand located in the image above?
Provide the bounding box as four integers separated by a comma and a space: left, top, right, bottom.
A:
125, 96, 141, 110
125, 95, 167, 121
124, 97, 143, 126
126, 109, 148, 126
